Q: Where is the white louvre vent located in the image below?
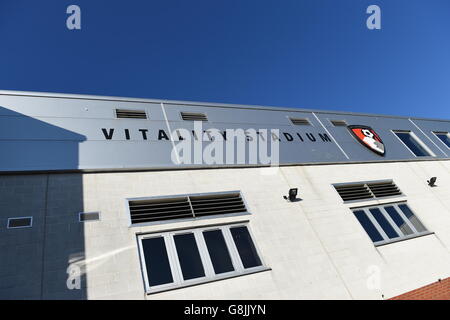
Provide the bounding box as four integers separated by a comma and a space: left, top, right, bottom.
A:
190, 193, 246, 217
115, 109, 147, 119
7, 217, 33, 229
181, 112, 208, 121
290, 117, 311, 126
334, 181, 402, 202
128, 192, 247, 225
129, 197, 193, 224
367, 181, 402, 198
334, 184, 373, 202
330, 120, 347, 127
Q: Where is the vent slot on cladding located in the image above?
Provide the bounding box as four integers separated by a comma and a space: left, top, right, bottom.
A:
115, 109, 147, 119
181, 112, 208, 121
330, 120, 348, 127
290, 117, 311, 126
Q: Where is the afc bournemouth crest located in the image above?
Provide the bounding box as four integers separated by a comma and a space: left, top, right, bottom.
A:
348, 125, 385, 156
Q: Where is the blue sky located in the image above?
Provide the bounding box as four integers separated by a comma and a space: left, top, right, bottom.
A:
0, 0, 449, 119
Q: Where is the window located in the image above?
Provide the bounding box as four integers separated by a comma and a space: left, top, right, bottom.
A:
138, 223, 266, 293
393, 131, 433, 157
352, 203, 430, 246
7, 217, 33, 229
433, 132, 450, 148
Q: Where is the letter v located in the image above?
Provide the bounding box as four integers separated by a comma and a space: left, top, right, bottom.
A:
102, 128, 114, 140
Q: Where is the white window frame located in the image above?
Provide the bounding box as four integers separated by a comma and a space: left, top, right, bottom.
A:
352, 202, 432, 246
432, 131, 450, 149
7, 216, 33, 229
137, 223, 268, 294
392, 130, 436, 157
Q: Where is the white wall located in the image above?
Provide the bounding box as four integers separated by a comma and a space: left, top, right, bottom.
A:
75, 160, 450, 299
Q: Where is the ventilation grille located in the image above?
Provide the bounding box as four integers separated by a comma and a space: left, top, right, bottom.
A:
190, 193, 246, 217
334, 184, 373, 202
115, 109, 147, 119
79, 212, 100, 222
290, 117, 311, 126
129, 197, 192, 224
129, 193, 246, 224
7, 217, 32, 229
334, 181, 402, 202
330, 120, 347, 127
181, 112, 208, 121
367, 181, 402, 198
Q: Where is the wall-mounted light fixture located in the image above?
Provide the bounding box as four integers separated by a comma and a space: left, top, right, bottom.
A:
283, 188, 298, 202
427, 177, 437, 187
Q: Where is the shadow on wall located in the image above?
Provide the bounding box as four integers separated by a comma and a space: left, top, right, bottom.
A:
0, 106, 88, 299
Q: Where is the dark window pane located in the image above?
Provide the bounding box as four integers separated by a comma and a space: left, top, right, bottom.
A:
384, 206, 414, 236
369, 208, 399, 239
398, 204, 427, 233
203, 230, 235, 274
435, 133, 450, 148
230, 226, 262, 269
395, 132, 430, 156
142, 237, 173, 287
174, 233, 205, 280
353, 210, 384, 242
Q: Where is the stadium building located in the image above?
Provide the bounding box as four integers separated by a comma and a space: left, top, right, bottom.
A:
0, 90, 449, 300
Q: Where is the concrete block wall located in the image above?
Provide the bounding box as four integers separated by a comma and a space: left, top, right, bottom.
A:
0, 174, 86, 299
0, 160, 449, 299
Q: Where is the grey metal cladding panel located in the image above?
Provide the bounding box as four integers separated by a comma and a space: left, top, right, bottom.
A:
0, 105, 86, 171
0, 140, 82, 171
0, 92, 449, 172
0, 117, 169, 141
0, 116, 86, 141
316, 113, 449, 160
78, 141, 177, 169
162, 106, 347, 164
75, 130, 347, 169
0, 95, 165, 120
161, 104, 348, 163
163, 103, 318, 126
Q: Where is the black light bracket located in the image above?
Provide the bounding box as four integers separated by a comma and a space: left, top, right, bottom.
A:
283, 188, 300, 202
427, 177, 437, 187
